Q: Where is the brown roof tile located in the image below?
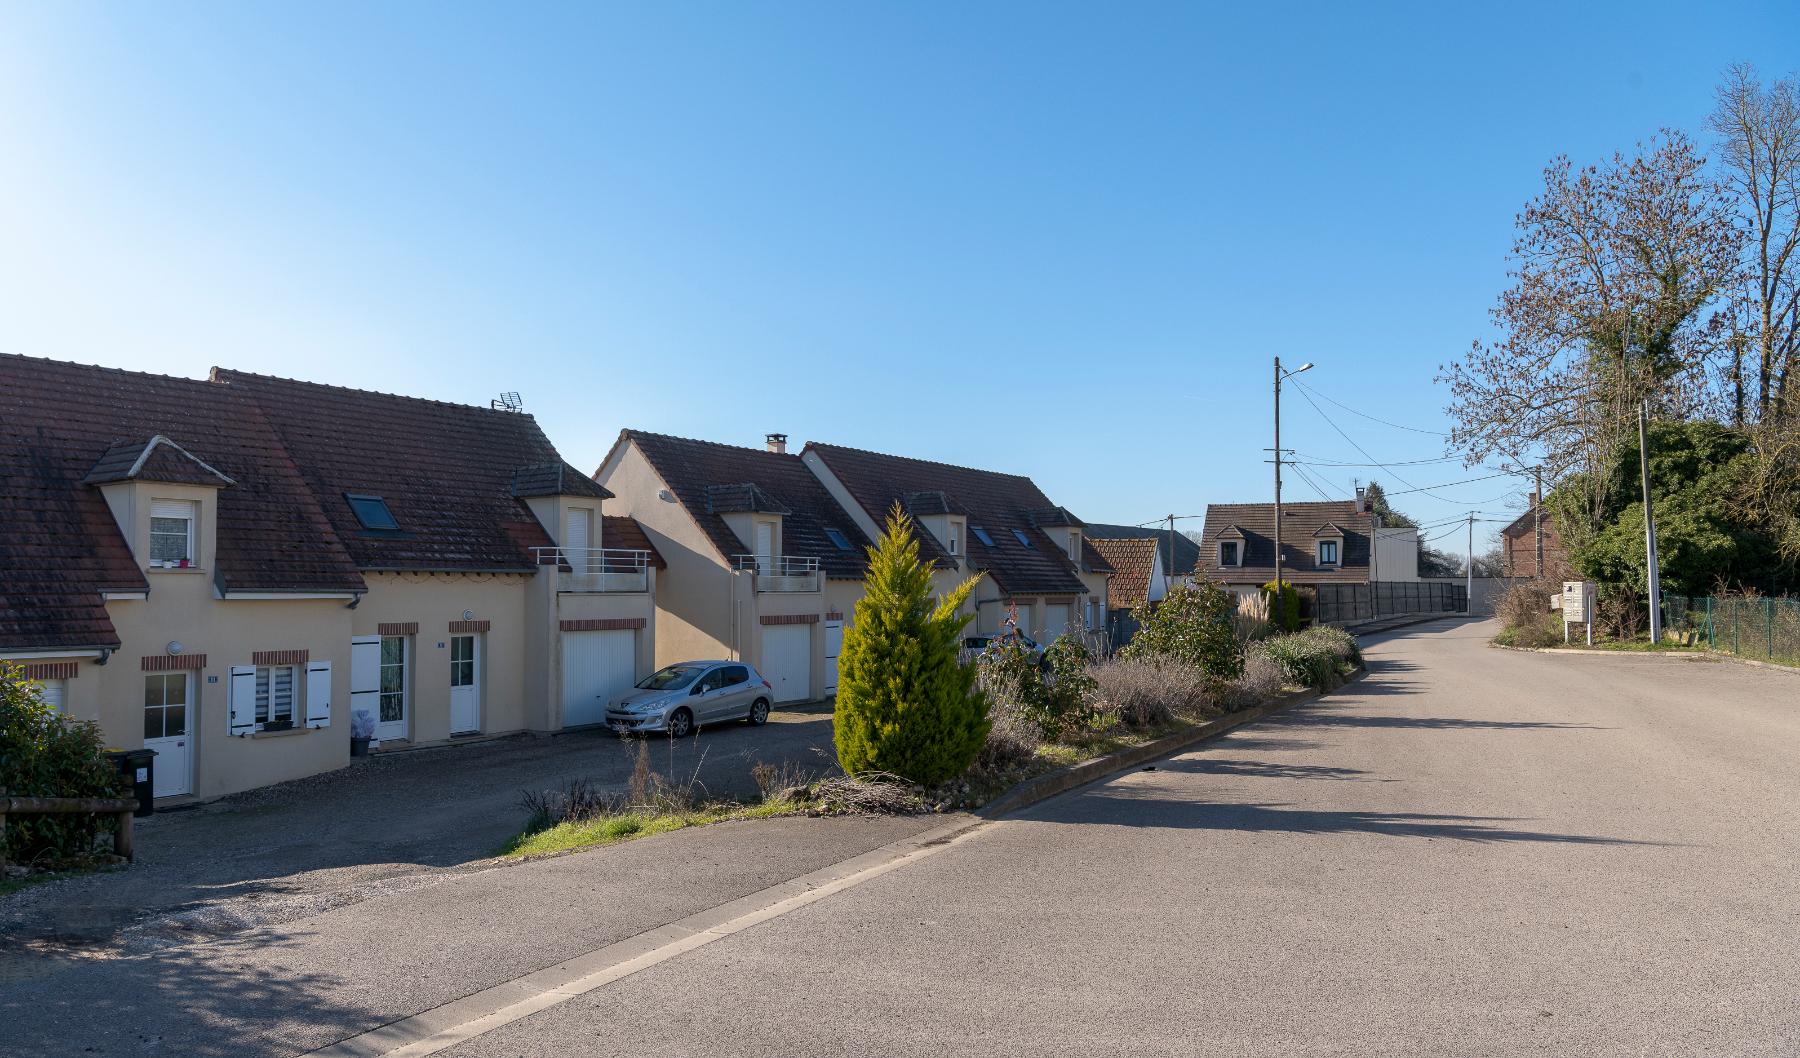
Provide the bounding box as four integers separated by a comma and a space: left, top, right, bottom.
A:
1195, 500, 1373, 585
601, 515, 666, 569
1085, 521, 1202, 577
621, 431, 872, 579
803, 443, 1093, 595
1090, 537, 1159, 610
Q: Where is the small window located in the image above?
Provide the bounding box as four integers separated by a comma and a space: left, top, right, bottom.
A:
256, 665, 297, 726
1067, 532, 1080, 561
149, 500, 195, 565
824, 527, 853, 550
346, 493, 399, 531
1219, 541, 1241, 566
949, 522, 962, 555
1012, 528, 1034, 549
972, 527, 995, 547
1318, 540, 1339, 565
723, 665, 750, 686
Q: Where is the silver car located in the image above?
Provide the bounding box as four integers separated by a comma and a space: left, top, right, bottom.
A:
605, 661, 774, 738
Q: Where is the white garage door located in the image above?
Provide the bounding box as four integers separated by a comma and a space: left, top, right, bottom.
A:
1042, 603, 1070, 644
562, 629, 636, 728
762, 625, 812, 704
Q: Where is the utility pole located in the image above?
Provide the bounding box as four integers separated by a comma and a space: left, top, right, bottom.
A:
1639, 399, 1663, 643
1271, 358, 1312, 628
1466, 511, 1475, 614
1533, 465, 1544, 578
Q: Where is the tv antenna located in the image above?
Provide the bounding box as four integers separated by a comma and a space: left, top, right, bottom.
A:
491, 391, 523, 413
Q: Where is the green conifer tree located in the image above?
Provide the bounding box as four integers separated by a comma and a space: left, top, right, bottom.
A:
834, 506, 989, 786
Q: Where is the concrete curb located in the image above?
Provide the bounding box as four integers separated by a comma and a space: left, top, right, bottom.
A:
978, 665, 1368, 819
1492, 641, 1798, 676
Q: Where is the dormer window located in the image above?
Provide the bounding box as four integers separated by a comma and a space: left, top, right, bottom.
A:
149, 500, 195, 566
1219, 540, 1241, 567
949, 521, 962, 555
1317, 539, 1340, 565
1067, 531, 1080, 562
346, 493, 399, 530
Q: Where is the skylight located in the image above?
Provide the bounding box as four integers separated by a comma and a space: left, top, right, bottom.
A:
1012, 528, 1033, 548
346, 493, 399, 530
972, 527, 995, 547
824, 527, 853, 550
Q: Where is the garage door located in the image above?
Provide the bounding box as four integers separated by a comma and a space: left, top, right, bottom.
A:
761, 624, 812, 704
561, 629, 636, 728
1042, 603, 1070, 644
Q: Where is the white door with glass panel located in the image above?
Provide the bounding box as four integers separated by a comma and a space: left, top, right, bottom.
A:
143, 672, 192, 797
449, 634, 481, 734
376, 635, 409, 741
824, 620, 843, 696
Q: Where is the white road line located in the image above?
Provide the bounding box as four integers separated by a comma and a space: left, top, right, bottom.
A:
303, 820, 992, 1058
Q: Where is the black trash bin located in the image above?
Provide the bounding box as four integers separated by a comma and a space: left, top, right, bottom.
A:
105, 748, 157, 817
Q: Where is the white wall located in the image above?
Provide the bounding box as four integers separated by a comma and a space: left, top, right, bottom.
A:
1373, 527, 1420, 583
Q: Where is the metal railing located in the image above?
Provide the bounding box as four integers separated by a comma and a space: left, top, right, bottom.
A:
1664, 595, 1800, 667
734, 554, 822, 592
530, 547, 652, 593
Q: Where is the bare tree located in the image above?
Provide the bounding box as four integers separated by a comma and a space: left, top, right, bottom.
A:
1711, 64, 1800, 426
1441, 132, 1742, 494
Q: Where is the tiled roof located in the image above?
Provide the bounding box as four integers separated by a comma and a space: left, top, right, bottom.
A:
705, 483, 792, 515
1085, 521, 1202, 578
511, 461, 611, 500
902, 490, 966, 517
1194, 500, 1372, 584
601, 515, 666, 569
1090, 537, 1159, 611
1026, 506, 1084, 528
82, 435, 237, 488
0, 355, 366, 650
621, 431, 872, 579
213, 370, 571, 573
802, 443, 1094, 596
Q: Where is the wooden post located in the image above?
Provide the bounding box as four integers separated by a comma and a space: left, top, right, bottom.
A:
114, 810, 134, 862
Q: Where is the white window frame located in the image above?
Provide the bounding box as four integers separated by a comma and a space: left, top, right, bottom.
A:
1317, 539, 1340, 566
948, 520, 962, 556
1067, 531, 1081, 562
148, 500, 196, 567
1219, 541, 1241, 567
255, 664, 299, 728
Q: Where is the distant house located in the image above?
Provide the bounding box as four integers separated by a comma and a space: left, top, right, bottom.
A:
1084, 522, 1201, 591
1499, 494, 1564, 577
1194, 493, 1419, 601
1, 354, 660, 802
1087, 536, 1162, 646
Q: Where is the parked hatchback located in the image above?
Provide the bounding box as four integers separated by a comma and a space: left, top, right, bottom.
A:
962, 632, 1048, 668
606, 661, 774, 738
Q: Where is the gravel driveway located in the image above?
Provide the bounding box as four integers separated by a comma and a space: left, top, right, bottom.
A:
1, 706, 836, 972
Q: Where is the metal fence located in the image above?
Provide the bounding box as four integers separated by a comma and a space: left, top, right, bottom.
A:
1663, 595, 1800, 667
1311, 581, 1469, 625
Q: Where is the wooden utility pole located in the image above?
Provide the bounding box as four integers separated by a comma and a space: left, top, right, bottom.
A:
1639, 399, 1663, 643
1533, 466, 1544, 578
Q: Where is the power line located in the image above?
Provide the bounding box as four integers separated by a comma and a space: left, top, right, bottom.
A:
1291, 453, 1463, 468
1293, 380, 1449, 437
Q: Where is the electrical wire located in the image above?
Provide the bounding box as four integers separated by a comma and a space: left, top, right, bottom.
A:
1293, 380, 1449, 437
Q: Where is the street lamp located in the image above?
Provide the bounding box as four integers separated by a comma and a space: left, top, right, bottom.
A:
1273, 358, 1313, 623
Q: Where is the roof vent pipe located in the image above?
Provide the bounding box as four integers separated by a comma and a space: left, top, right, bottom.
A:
765, 433, 788, 455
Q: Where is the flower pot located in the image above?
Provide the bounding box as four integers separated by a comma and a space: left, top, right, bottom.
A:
350, 737, 370, 758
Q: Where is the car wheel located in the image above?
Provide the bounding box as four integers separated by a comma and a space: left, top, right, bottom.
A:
667, 707, 695, 739
746, 698, 770, 726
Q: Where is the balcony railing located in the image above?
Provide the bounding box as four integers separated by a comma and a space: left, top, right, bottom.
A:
734, 554, 822, 592
532, 547, 652, 593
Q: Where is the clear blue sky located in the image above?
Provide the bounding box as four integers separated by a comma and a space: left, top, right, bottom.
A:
4, 2, 1795, 553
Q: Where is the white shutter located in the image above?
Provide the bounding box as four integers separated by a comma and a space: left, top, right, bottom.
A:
350, 636, 381, 728
150, 500, 193, 520
228, 665, 257, 735
754, 521, 773, 573
305, 661, 332, 728
36, 680, 67, 714
565, 508, 590, 551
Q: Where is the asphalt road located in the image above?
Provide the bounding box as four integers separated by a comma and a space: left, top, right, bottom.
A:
1, 705, 837, 964
436, 619, 1800, 1058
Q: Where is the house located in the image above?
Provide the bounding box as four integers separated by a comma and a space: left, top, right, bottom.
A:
1087, 536, 1162, 646
595, 431, 874, 705
0, 355, 660, 801
1499, 493, 1563, 577
1195, 498, 1379, 600
800, 443, 1112, 641
1085, 523, 1201, 590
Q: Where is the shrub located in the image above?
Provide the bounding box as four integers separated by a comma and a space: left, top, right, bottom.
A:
1261, 581, 1302, 633
1255, 626, 1362, 690
973, 710, 1041, 776
976, 624, 1098, 741
1088, 657, 1216, 728
1220, 650, 1284, 711
1120, 581, 1244, 684
1496, 578, 1563, 648
0, 664, 125, 863
835, 506, 990, 786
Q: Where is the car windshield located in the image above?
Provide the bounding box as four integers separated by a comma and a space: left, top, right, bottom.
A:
637, 664, 707, 690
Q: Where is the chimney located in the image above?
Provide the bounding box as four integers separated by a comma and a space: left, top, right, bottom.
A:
765, 432, 788, 455
1354, 486, 1368, 513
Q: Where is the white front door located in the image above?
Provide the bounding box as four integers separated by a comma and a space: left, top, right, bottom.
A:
449, 634, 480, 734
561, 628, 636, 728
762, 624, 812, 704
823, 620, 843, 696
1042, 603, 1070, 644
143, 672, 192, 798
377, 635, 410, 742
